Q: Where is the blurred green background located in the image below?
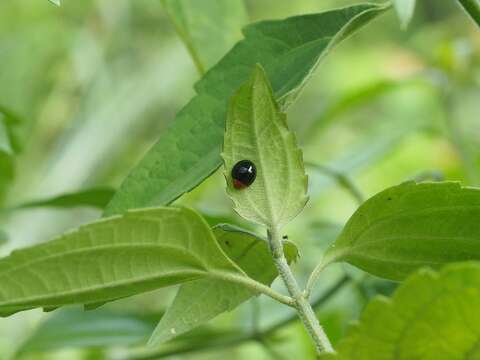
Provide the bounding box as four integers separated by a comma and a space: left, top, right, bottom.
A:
0, 0, 479, 359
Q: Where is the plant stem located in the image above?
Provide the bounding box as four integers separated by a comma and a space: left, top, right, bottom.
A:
305, 162, 365, 206
129, 275, 350, 360
263, 274, 350, 337
305, 257, 331, 300
267, 227, 334, 354
161, 0, 206, 75
456, 0, 480, 27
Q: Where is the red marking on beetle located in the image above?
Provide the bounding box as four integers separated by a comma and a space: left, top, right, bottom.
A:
233, 179, 247, 189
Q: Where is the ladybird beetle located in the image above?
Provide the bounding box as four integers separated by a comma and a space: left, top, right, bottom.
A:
231, 160, 257, 189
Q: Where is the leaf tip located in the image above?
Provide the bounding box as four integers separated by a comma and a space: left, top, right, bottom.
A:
251, 63, 270, 87
146, 325, 167, 348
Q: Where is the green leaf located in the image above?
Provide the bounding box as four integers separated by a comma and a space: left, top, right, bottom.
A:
0, 154, 13, 204
0, 131, 14, 204
0, 121, 13, 156
393, 0, 416, 29
223, 65, 307, 228
301, 79, 419, 142
0, 229, 7, 247
11, 187, 116, 210
48, 0, 60, 6
0, 207, 246, 317
0, 105, 23, 154
16, 308, 158, 356
200, 212, 253, 230
104, 3, 389, 216
161, 0, 247, 74
0, 105, 23, 204
148, 224, 298, 346
322, 262, 480, 359
456, 0, 480, 29
323, 181, 480, 281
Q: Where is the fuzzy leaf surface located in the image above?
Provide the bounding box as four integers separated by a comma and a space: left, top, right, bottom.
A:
0, 207, 245, 316
149, 224, 298, 345
324, 182, 480, 280
105, 4, 389, 216
321, 263, 480, 359
223, 65, 308, 228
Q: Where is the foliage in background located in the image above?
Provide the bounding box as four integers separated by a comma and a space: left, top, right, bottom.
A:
161, 0, 247, 74
0, 0, 479, 359
322, 181, 480, 280
104, 3, 388, 216
321, 263, 480, 359
0, 106, 23, 204
150, 224, 298, 345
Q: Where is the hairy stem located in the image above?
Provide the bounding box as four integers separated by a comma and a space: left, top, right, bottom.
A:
263, 274, 350, 337
129, 275, 350, 360
305, 257, 331, 300
456, 0, 480, 27
267, 227, 333, 354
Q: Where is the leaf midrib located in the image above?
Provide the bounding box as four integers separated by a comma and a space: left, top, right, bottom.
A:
0, 269, 207, 308
251, 83, 278, 227
348, 234, 480, 257
346, 204, 480, 248
0, 242, 210, 279
332, 235, 480, 274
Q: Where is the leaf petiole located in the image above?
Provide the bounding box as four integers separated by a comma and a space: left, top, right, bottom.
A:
267, 227, 334, 354
304, 257, 332, 300
129, 275, 351, 360
210, 272, 295, 307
